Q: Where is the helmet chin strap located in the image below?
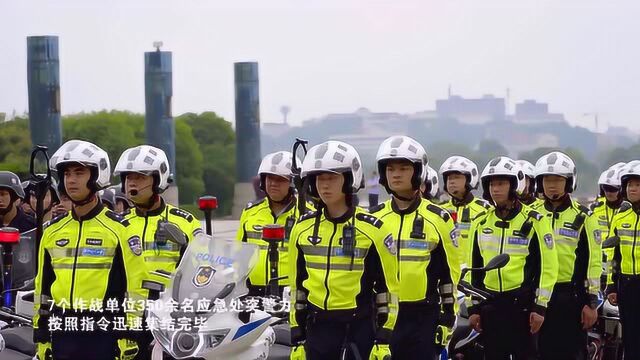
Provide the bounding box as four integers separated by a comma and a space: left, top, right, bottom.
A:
392, 189, 418, 202
71, 192, 97, 207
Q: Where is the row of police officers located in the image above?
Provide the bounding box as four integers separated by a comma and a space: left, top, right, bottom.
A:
237, 136, 640, 360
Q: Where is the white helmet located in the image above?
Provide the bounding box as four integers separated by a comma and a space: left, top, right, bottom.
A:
50, 140, 111, 193
516, 160, 535, 179
301, 141, 364, 196
598, 162, 626, 189
439, 156, 479, 192
376, 135, 428, 193
424, 165, 439, 199
481, 156, 526, 202
534, 151, 577, 193
620, 160, 640, 200
257, 151, 301, 192
114, 145, 172, 193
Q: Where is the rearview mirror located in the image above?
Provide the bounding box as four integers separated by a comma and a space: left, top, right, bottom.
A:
162, 222, 187, 247
483, 253, 510, 271
602, 236, 620, 249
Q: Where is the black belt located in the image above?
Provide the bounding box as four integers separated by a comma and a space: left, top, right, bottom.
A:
308, 303, 373, 322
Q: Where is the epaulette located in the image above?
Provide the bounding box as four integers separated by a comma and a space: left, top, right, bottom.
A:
299, 210, 319, 222
527, 210, 543, 221
169, 207, 195, 222
245, 197, 267, 210
589, 201, 604, 211
426, 204, 451, 222
475, 199, 492, 210
576, 203, 593, 216
105, 210, 130, 227
355, 213, 384, 229
369, 203, 386, 214
619, 201, 632, 213
48, 211, 69, 227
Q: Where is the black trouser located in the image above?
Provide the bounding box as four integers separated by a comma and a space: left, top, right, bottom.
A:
538, 284, 587, 360
51, 331, 117, 360
480, 290, 536, 360
617, 275, 640, 359
304, 309, 376, 360
247, 283, 286, 298
390, 302, 439, 360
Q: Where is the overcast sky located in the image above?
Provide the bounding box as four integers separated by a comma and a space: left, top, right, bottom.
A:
2, 0, 639, 131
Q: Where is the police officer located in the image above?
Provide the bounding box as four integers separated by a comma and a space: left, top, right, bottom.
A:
33, 140, 148, 360
372, 136, 458, 359
439, 156, 492, 265
114, 145, 201, 359
516, 160, 542, 209
0, 171, 36, 232
237, 151, 310, 297
111, 185, 133, 214
606, 160, 640, 358
420, 165, 441, 203
289, 141, 399, 360
114, 145, 201, 276
24, 177, 61, 223
468, 156, 558, 359
534, 151, 602, 360
99, 187, 117, 211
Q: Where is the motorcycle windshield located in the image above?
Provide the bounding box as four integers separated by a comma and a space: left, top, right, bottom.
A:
148, 232, 259, 357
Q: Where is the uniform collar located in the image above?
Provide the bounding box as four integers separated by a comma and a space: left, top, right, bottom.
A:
544, 195, 572, 213
324, 206, 355, 224
269, 197, 296, 217
495, 200, 522, 221
451, 192, 474, 207
135, 198, 166, 217
71, 201, 104, 221
606, 198, 623, 210
391, 196, 421, 215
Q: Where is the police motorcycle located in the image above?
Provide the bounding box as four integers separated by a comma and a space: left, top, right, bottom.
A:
146, 222, 287, 360
0, 146, 54, 360
584, 236, 624, 360
447, 254, 510, 360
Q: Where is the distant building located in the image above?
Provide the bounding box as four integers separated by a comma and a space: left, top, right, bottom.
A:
436, 95, 506, 125
511, 100, 566, 125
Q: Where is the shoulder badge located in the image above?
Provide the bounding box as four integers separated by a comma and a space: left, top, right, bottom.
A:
577, 204, 593, 216
105, 210, 130, 227
527, 210, 543, 221
426, 204, 451, 222
369, 203, 386, 214
356, 213, 384, 229
475, 199, 492, 210
299, 210, 319, 222
620, 202, 632, 213
48, 212, 69, 226
169, 207, 195, 222
245, 198, 267, 210
590, 201, 604, 211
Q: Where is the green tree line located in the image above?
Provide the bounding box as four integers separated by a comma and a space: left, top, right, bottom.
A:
0, 111, 236, 215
